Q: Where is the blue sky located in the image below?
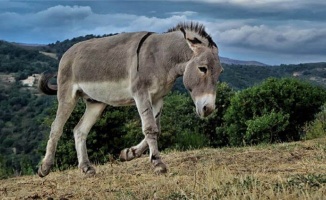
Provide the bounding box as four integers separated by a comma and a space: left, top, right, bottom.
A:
0, 0, 325, 65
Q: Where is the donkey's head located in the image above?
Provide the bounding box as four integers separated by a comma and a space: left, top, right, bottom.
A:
179, 24, 223, 118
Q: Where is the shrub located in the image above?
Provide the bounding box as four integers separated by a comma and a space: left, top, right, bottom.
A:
223, 78, 326, 146
245, 111, 289, 145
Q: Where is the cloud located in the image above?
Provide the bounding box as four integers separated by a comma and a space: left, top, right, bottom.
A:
0, 5, 190, 43
34, 5, 92, 25
210, 23, 326, 55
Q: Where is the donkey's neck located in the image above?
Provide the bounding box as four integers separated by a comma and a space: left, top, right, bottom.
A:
161, 31, 194, 81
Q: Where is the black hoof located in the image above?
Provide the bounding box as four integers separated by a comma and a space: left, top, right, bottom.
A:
154, 162, 167, 174
38, 164, 52, 178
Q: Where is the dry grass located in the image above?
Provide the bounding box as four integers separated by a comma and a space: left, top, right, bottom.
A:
1, 138, 326, 200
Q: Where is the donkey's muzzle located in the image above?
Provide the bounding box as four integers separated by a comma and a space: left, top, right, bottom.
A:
195, 94, 216, 118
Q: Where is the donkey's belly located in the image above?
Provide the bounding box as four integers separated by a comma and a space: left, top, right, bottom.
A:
77, 81, 135, 106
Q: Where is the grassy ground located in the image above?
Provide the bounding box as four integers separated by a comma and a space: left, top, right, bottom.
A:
1, 137, 325, 200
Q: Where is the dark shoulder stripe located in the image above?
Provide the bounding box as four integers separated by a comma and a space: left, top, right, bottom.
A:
137, 32, 153, 71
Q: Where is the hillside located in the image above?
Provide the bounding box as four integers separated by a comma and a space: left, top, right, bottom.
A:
0, 40, 58, 177
0, 40, 57, 76
221, 62, 326, 89
0, 137, 325, 199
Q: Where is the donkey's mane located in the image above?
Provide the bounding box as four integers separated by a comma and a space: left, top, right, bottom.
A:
167, 22, 217, 48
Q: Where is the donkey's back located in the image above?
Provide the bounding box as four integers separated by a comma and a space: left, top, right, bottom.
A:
60, 32, 149, 83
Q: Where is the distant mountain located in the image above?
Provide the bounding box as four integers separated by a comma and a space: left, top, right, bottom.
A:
220, 56, 268, 66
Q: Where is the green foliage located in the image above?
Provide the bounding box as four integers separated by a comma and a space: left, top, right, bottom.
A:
220, 64, 281, 90
245, 111, 289, 144
304, 103, 326, 139
0, 41, 57, 75
160, 92, 201, 149
0, 83, 55, 178
0, 155, 11, 179
223, 78, 326, 146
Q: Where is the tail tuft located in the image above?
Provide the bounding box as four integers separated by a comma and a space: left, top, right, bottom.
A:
38, 72, 58, 95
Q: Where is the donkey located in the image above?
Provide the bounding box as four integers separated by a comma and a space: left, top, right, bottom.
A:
38, 22, 223, 177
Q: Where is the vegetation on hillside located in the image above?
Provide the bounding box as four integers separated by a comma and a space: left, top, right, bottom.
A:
0, 40, 57, 80
221, 62, 326, 90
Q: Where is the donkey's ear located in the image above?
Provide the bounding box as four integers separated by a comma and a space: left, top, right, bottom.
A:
186, 37, 204, 55
180, 28, 205, 55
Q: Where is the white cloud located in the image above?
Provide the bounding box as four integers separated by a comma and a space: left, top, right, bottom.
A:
210, 22, 326, 55
36, 5, 92, 20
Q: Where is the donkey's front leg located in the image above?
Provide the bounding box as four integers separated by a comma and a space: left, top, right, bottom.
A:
119, 99, 163, 162
134, 95, 167, 174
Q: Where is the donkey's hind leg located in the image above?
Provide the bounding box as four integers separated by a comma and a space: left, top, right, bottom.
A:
38, 97, 77, 177
73, 101, 106, 175
119, 138, 148, 161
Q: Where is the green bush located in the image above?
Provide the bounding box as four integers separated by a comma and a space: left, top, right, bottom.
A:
245, 111, 289, 145
223, 78, 326, 146
304, 104, 326, 140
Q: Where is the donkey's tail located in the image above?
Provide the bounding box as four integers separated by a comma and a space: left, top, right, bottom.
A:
38, 72, 58, 95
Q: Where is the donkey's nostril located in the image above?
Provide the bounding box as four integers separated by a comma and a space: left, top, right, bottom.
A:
203, 105, 207, 112
202, 104, 214, 117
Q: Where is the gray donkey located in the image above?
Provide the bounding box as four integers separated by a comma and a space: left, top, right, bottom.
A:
38, 22, 223, 177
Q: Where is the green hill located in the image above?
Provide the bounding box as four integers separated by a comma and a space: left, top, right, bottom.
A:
220, 63, 326, 90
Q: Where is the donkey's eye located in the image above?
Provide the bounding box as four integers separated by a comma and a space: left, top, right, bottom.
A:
199, 66, 207, 74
